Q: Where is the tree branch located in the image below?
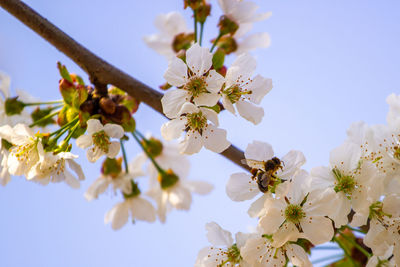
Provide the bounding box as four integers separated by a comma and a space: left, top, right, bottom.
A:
0, 0, 251, 171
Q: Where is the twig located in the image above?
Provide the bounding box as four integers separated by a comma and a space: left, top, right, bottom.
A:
0, 0, 250, 171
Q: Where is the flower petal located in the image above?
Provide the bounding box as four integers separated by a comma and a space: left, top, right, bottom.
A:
245, 140, 274, 162
161, 89, 190, 118
76, 134, 93, 149
104, 123, 124, 139
130, 197, 156, 222
87, 119, 103, 134
236, 32, 271, 55
205, 221, 233, 247
205, 70, 224, 93
247, 75, 272, 105
226, 172, 258, 201
161, 118, 186, 140
179, 131, 203, 154
186, 43, 212, 75
301, 216, 334, 245
236, 100, 264, 125
203, 125, 230, 153
106, 141, 121, 158
163, 57, 188, 87
104, 201, 129, 230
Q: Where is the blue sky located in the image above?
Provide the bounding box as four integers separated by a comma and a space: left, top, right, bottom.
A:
0, 1, 399, 266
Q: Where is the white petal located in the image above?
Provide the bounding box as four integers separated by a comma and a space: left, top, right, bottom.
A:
205, 221, 233, 247
185, 180, 213, 195
86, 146, 104, 163
236, 33, 271, 55
286, 244, 312, 267
130, 197, 156, 222
201, 107, 219, 126
163, 57, 188, 87
271, 222, 300, 247
247, 193, 269, 218
106, 141, 121, 158
245, 140, 274, 162
247, 75, 273, 105
104, 123, 124, 139
329, 142, 362, 172
161, 89, 191, 118
231, 53, 257, 79
154, 11, 187, 36
226, 172, 259, 201
258, 199, 286, 234
86, 119, 103, 134
236, 100, 264, 125
186, 43, 212, 75
84, 177, 110, 201
169, 185, 192, 210
221, 95, 236, 114
76, 134, 93, 149
278, 150, 306, 179
203, 125, 230, 153
205, 70, 224, 93
193, 93, 220, 107
104, 201, 130, 230
161, 118, 186, 141
301, 216, 334, 245
64, 170, 81, 189
179, 131, 204, 154
177, 102, 199, 115
67, 159, 85, 181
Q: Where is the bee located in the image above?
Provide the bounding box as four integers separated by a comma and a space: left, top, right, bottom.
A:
241, 157, 284, 193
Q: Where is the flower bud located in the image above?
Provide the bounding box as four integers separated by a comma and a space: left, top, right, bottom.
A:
172, 33, 195, 53
5, 97, 25, 115
59, 78, 75, 106
218, 15, 239, 36
195, 3, 211, 23
158, 169, 179, 189
141, 137, 163, 158
99, 97, 116, 115
216, 35, 238, 55
101, 157, 123, 178
184, 0, 203, 10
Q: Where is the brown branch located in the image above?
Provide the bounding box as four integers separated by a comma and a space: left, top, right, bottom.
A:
0, 0, 250, 172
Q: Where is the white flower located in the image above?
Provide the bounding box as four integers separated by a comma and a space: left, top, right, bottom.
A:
0, 144, 10, 186
386, 93, 400, 131
310, 142, 384, 227
241, 235, 312, 267
143, 12, 191, 59
85, 157, 145, 201
226, 140, 305, 218
161, 102, 230, 154
195, 222, 253, 267
221, 53, 272, 124
104, 193, 156, 230
259, 171, 335, 247
218, 0, 272, 38
235, 32, 271, 55
29, 150, 85, 189
76, 119, 124, 162
0, 123, 41, 177
162, 43, 224, 118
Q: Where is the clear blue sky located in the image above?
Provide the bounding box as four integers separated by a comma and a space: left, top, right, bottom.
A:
0, 1, 399, 266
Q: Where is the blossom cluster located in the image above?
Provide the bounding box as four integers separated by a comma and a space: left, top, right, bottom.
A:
195, 94, 400, 266
144, 0, 273, 155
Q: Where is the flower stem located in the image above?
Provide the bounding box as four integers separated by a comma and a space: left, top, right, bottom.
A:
132, 131, 164, 174
63, 121, 80, 144
210, 32, 223, 52
49, 117, 79, 137
345, 225, 366, 234
120, 139, 129, 173
199, 22, 204, 46
24, 100, 63, 106
29, 110, 60, 127
332, 236, 357, 266
194, 11, 198, 43
339, 232, 371, 259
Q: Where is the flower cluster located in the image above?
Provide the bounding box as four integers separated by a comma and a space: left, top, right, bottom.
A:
196, 94, 400, 267
144, 0, 273, 155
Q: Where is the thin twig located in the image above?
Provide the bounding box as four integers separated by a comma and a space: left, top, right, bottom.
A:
0, 0, 250, 171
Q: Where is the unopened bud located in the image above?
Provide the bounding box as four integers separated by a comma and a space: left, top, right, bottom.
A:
101, 157, 123, 178
184, 0, 204, 10
218, 15, 239, 36
99, 97, 116, 115
172, 33, 195, 53
158, 169, 179, 189
141, 137, 163, 158
216, 35, 238, 54
5, 97, 25, 115
195, 3, 211, 23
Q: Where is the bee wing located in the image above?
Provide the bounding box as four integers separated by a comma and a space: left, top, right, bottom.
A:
242, 159, 266, 170
259, 173, 270, 187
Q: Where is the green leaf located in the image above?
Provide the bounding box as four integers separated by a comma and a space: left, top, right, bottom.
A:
212, 49, 225, 70
57, 62, 72, 82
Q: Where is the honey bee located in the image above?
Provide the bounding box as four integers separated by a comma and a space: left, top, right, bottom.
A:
241, 157, 284, 193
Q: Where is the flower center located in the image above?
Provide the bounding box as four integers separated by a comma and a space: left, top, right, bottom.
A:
186, 111, 207, 133
52, 158, 66, 175
332, 168, 356, 197
123, 180, 141, 199
184, 77, 207, 97
393, 145, 400, 160
92, 130, 111, 153
284, 204, 305, 224
12, 137, 37, 162
226, 244, 241, 265
223, 84, 251, 104
158, 169, 179, 189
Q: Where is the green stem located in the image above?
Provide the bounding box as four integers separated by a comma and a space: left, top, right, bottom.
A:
311, 254, 344, 265
199, 22, 204, 46
345, 225, 366, 234
339, 232, 371, 259
49, 117, 79, 137
24, 100, 63, 106
132, 132, 164, 174
120, 139, 129, 173
210, 32, 223, 52
63, 121, 80, 144
134, 129, 145, 140
29, 110, 60, 127
333, 236, 357, 266
194, 11, 198, 43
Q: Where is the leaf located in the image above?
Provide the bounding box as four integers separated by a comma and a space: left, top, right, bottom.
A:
212, 49, 225, 70
57, 62, 72, 82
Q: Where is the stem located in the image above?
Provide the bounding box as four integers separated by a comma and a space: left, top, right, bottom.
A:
29, 110, 59, 127
210, 32, 223, 52
345, 225, 366, 234
311, 254, 343, 265
24, 100, 63, 106
132, 132, 164, 174
333, 236, 357, 266
49, 117, 79, 137
134, 129, 145, 140
339, 232, 371, 259
120, 139, 129, 173
63, 121, 80, 144
199, 22, 204, 46
0, 0, 250, 172
194, 11, 198, 43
